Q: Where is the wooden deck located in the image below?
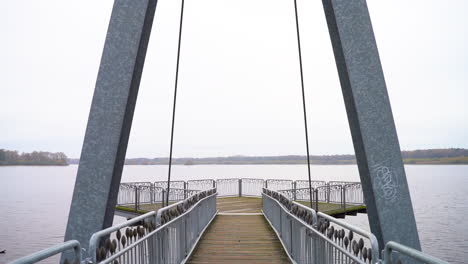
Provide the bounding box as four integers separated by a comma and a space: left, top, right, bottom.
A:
217, 197, 263, 213
187, 215, 291, 264
116, 196, 366, 217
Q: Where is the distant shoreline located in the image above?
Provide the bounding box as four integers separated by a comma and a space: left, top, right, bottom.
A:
66, 149, 468, 166
2, 148, 466, 166
0, 150, 68, 166
3, 161, 468, 166
0, 163, 69, 166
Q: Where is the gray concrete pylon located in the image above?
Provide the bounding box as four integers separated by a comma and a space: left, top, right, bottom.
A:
321, 0, 421, 253
61, 0, 158, 261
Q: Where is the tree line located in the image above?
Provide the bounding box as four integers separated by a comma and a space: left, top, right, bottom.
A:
0, 149, 68, 166
67, 148, 468, 165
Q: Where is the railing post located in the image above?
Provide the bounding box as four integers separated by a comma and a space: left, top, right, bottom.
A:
290, 216, 293, 257
343, 185, 346, 209
184, 214, 188, 257
314, 189, 319, 212
162, 189, 166, 207
326, 183, 330, 203
293, 181, 297, 201
265, 180, 268, 189
238, 178, 242, 197
134, 186, 138, 211
212, 180, 216, 188
184, 181, 187, 199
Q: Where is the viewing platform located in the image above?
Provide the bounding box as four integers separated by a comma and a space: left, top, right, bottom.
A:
102, 179, 368, 263
115, 179, 367, 219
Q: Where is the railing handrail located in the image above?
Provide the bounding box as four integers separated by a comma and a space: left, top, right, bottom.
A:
88, 211, 157, 262
277, 187, 315, 192
215, 178, 240, 182
161, 187, 199, 192
156, 189, 217, 226
154, 180, 185, 182
265, 178, 293, 182
155, 188, 216, 226
99, 189, 218, 264
263, 187, 380, 263
239, 177, 264, 181
8, 240, 81, 264
317, 211, 380, 261
97, 231, 151, 264
120, 181, 153, 188
262, 188, 318, 225
383, 241, 449, 264
262, 190, 369, 264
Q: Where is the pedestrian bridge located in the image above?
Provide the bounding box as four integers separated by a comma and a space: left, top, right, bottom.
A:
10, 182, 448, 264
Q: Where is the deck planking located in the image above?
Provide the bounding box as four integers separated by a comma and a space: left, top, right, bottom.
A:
117, 196, 365, 217
187, 215, 291, 264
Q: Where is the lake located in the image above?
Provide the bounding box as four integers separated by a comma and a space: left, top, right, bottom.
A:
0, 165, 467, 263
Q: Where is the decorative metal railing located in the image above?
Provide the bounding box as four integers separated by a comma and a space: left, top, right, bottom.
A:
262, 187, 378, 263
118, 182, 154, 204
118, 178, 366, 212
214, 178, 239, 196
154, 181, 185, 190
265, 179, 294, 191
240, 178, 264, 196
117, 183, 200, 210
88, 188, 217, 264
295, 180, 327, 189
187, 179, 215, 191
278, 184, 365, 213
344, 183, 365, 205
262, 188, 450, 264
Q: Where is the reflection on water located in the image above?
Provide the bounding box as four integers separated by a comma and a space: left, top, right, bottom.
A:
0, 165, 467, 263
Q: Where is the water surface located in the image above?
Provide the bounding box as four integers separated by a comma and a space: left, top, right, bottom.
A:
0, 165, 467, 263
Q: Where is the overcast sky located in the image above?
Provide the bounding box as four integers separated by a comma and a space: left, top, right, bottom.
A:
1, 0, 467, 158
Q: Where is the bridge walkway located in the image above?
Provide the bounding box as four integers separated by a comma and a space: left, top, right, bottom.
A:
187, 197, 291, 264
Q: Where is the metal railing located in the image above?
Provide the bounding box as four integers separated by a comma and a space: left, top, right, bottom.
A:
154, 181, 186, 190
118, 179, 365, 212
262, 188, 450, 264
295, 180, 327, 189
117, 183, 201, 210
240, 178, 264, 196
214, 178, 239, 196
263, 187, 379, 263
9, 240, 81, 264
343, 183, 365, 205
265, 179, 294, 191
187, 179, 215, 191
278, 184, 365, 213
383, 241, 449, 264
88, 188, 217, 264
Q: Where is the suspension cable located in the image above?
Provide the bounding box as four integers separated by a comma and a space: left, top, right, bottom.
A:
166, 0, 311, 209
166, 0, 185, 206
293, 0, 314, 209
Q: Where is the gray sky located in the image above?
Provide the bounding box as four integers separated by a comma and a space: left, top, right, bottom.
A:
1, 0, 467, 158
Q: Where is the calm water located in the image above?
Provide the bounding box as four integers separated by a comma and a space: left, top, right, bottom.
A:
0, 165, 467, 263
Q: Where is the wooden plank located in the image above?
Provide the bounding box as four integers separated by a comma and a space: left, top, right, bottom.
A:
187, 215, 291, 264
217, 197, 263, 213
